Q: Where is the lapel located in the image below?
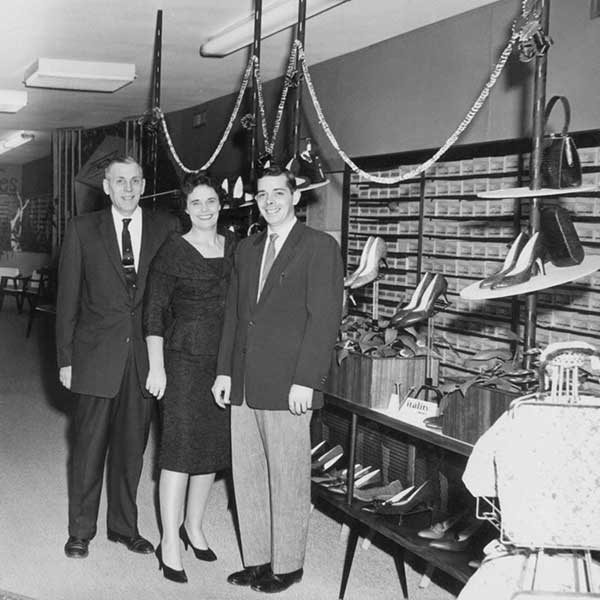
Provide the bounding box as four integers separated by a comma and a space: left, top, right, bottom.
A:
249, 230, 267, 311
256, 221, 305, 307
98, 209, 127, 287
136, 209, 153, 290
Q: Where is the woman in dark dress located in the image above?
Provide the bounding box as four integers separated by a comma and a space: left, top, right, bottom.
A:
143, 173, 236, 583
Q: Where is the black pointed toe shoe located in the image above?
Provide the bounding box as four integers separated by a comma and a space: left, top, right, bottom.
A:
251, 568, 304, 593
64, 536, 89, 558
179, 525, 217, 561
107, 529, 154, 554
227, 563, 272, 586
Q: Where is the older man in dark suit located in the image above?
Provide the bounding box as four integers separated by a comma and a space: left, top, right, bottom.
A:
212, 165, 343, 594
56, 155, 178, 559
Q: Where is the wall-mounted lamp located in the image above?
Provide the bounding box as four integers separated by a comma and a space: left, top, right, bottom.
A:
24, 58, 136, 92
0, 90, 28, 113
200, 0, 350, 57
0, 131, 35, 156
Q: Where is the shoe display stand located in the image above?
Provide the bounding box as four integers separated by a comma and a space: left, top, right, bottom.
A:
313, 394, 478, 599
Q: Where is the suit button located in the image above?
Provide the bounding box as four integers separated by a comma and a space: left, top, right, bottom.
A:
130, 311, 135, 316
126, 337, 130, 343
248, 321, 255, 327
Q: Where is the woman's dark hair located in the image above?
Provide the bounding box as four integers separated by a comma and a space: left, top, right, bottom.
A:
257, 164, 297, 193
180, 172, 225, 204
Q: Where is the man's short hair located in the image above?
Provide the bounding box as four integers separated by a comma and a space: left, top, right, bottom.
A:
104, 155, 142, 178
257, 164, 297, 193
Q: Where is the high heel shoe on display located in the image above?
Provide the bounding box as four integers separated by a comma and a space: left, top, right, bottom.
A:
361, 480, 433, 515
179, 525, 217, 562
344, 236, 374, 287
479, 231, 529, 288
389, 272, 434, 321
428, 518, 484, 552
353, 479, 405, 502
350, 236, 388, 289
417, 509, 469, 540
155, 544, 188, 583
390, 274, 449, 329
311, 444, 344, 473
490, 231, 546, 289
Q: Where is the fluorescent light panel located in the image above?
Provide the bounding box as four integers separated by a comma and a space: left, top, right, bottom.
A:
24, 58, 136, 92
0, 131, 34, 156
201, 0, 350, 57
0, 90, 28, 113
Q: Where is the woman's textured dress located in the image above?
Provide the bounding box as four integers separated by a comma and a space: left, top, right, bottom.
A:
143, 231, 236, 474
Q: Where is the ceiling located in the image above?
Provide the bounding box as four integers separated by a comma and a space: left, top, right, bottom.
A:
0, 0, 499, 165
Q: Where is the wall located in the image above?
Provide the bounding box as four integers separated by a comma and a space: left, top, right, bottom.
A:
161, 0, 600, 233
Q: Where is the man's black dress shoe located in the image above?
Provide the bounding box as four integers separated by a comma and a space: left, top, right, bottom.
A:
227, 563, 272, 586
107, 530, 154, 554
251, 568, 303, 593
64, 536, 89, 558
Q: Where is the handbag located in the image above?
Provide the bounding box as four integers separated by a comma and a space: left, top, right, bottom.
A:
538, 96, 581, 189
540, 204, 584, 267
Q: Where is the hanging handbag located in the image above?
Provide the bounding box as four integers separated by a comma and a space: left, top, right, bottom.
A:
538, 96, 582, 189
540, 204, 584, 267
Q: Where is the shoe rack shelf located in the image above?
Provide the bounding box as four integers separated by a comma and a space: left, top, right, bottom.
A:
314, 394, 479, 598
342, 130, 600, 383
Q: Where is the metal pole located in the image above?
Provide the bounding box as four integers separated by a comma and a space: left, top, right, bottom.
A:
524, 0, 550, 366
250, 0, 263, 187
291, 0, 307, 158
151, 9, 163, 207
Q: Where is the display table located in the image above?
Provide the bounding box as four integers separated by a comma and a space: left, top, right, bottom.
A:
317, 393, 476, 599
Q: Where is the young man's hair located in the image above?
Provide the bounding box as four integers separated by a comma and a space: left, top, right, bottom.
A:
257, 164, 297, 193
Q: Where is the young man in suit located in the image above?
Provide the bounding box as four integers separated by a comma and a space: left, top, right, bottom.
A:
212, 165, 343, 593
56, 156, 178, 559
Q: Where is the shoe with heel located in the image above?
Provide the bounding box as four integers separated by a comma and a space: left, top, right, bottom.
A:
179, 525, 217, 562
479, 232, 529, 288
350, 236, 388, 289
344, 236, 374, 287
361, 480, 433, 515
155, 544, 188, 583
390, 274, 449, 328
490, 231, 546, 289
389, 272, 434, 321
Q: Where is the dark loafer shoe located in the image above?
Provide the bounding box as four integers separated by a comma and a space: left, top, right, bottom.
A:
64, 536, 89, 558
227, 563, 272, 586
251, 568, 303, 593
107, 530, 154, 554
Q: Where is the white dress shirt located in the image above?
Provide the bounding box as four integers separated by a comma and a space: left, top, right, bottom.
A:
111, 205, 142, 270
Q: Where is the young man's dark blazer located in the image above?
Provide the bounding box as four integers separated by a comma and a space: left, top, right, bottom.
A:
56, 207, 179, 397
217, 220, 344, 410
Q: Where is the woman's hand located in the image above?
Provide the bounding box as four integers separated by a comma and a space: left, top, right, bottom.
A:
146, 367, 167, 399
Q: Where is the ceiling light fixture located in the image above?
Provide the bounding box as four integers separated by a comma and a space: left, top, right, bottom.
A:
24, 58, 136, 93
0, 90, 28, 113
200, 0, 350, 57
0, 131, 35, 156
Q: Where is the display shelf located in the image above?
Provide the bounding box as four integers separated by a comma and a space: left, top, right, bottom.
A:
477, 185, 600, 199
312, 484, 477, 586
460, 255, 600, 300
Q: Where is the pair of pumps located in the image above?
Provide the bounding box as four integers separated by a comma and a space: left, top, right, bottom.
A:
344, 236, 388, 289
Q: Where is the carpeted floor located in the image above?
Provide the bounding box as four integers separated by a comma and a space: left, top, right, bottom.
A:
0, 304, 459, 600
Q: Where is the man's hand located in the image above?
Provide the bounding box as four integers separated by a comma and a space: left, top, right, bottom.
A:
146, 367, 167, 400
288, 384, 313, 415
212, 375, 232, 408
59, 366, 72, 390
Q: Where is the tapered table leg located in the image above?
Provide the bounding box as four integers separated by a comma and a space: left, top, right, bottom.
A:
394, 548, 409, 599
338, 526, 360, 600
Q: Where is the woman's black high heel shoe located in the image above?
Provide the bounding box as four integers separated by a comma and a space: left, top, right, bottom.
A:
390, 274, 449, 329
361, 480, 433, 515
479, 231, 529, 288
179, 525, 217, 562
490, 232, 546, 289
389, 272, 434, 322
156, 544, 188, 583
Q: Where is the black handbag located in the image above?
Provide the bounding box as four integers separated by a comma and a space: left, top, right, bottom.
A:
538, 96, 581, 189
540, 205, 584, 267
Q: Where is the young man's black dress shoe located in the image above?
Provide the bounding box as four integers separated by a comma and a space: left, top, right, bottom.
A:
251, 568, 303, 593
64, 536, 89, 558
227, 563, 272, 586
107, 530, 154, 554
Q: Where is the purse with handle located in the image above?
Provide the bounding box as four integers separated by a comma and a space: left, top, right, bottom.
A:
540, 204, 584, 267
538, 95, 582, 189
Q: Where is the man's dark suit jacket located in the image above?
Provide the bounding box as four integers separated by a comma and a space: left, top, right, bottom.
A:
217, 221, 344, 411
56, 208, 178, 398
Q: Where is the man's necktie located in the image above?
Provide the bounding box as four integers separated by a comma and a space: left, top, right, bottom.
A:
121, 218, 137, 287
259, 233, 278, 297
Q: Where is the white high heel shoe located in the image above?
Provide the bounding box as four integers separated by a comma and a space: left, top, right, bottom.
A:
349, 237, 388, 289
344, 236, 374, 287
